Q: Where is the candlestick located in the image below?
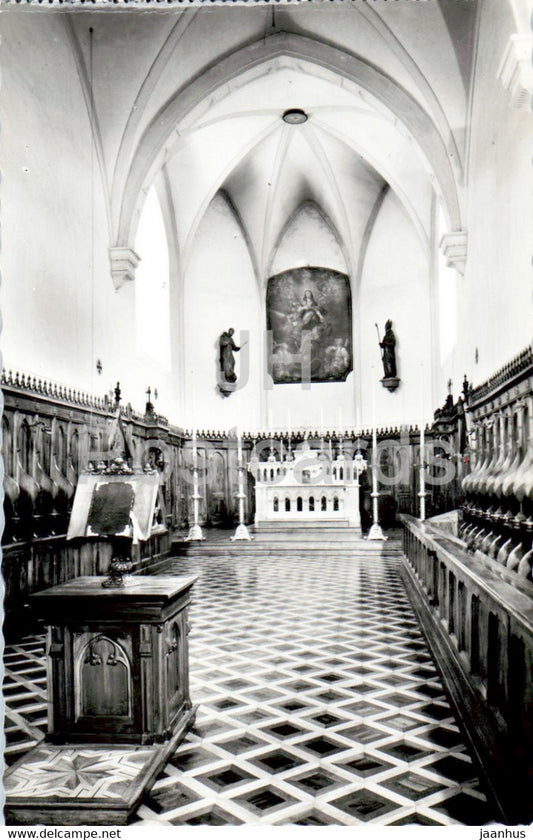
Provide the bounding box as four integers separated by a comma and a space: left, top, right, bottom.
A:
367, 372, 387, 541
237, 426, 242, 467
185, 425, 205, 541
418, 365, 428, 521
231, 423, 252, 541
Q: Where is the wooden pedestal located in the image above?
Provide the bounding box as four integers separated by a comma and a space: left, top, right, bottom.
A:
5, 575, 198, 825
31, 575, 197, 744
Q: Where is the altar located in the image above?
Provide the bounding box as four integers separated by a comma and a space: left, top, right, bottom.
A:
248, 439, 366, 533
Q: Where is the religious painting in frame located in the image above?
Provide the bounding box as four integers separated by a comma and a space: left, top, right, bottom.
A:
266, 267, 353, 384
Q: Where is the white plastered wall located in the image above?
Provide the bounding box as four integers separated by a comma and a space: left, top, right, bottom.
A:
458, 0, 533, 386
358, 190, 433, 429
184, 189, 433, 432
0, 13, 180, 419
182, 194, 261, 431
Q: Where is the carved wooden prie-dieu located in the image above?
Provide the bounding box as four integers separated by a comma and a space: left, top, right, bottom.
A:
30, 575, 197, 744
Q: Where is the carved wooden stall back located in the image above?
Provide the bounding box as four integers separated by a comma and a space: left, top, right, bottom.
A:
2, 367, 437, 633
400, 345, 533, 825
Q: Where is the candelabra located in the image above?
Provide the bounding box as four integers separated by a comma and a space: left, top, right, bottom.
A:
367, 414, 387, 541
231, 432, 252, 541
185, 432, 205, 541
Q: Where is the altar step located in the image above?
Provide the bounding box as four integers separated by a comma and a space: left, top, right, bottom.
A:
254, 519, 352, 530
169, 527, 402, 559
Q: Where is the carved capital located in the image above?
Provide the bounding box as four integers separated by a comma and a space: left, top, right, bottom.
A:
109, 246, 140, 289
497, 34, 533, 111
440, 231, 467, 276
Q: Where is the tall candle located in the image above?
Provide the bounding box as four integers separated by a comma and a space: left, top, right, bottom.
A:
371, 373, 379, 524
372, 376, 377, 486
419, 365, 426, 521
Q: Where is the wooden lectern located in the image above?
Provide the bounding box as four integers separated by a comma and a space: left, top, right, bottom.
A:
5, 576, 198, 824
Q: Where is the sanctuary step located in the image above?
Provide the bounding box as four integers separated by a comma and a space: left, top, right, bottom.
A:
168, 527, 403, 560
254, 520, 353, 530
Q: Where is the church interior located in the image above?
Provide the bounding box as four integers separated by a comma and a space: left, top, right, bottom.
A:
1, 0, 532, 827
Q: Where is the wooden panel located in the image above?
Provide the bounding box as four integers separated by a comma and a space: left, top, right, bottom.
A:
400, 514, 533, 824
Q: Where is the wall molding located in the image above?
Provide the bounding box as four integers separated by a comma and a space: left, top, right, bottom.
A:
497, 33, 533, 111
109, 246, 141, 288
440, 230, 468, 276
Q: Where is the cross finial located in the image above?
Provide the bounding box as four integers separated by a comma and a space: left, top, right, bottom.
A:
447, 378, 453, 395
146, 386, 151, 402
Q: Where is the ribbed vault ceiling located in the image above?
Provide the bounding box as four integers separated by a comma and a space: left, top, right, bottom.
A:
162, 57, 435, 279
65, 2, 483, 274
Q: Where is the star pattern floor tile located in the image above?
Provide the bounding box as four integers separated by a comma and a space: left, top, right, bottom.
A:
3, 547, 496, 825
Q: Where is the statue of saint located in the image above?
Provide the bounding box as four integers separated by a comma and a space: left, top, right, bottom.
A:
379, 319, 397, 378
219, 328, 240, 383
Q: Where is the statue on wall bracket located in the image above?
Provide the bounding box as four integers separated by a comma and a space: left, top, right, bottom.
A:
376, 320, 400, 392
218, 327, 241, 397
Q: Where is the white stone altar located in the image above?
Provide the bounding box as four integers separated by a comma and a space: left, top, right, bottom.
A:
248, 439, 366, 532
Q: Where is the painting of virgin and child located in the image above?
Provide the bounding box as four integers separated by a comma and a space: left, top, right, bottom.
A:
266, 267, 353, 384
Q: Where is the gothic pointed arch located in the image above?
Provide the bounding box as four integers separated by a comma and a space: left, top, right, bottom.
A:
112, 31, 463, 275
268, 200, 348, 281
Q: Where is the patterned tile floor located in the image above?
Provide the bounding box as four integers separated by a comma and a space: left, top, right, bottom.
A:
4, 548, 496, 826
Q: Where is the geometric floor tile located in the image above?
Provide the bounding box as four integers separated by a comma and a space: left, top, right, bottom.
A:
232, 785, 299, 816
3, 545, 496, 826
216, 734, 269, 755
339, 754, 395, 778
420, 727, 464, 749
378, 740, 433, 763
145, 782, 201, 814
380, 770, 446, 800
248, 749, 306, 774
433, 792, 495, 825
285, 767, 348, 795
197, 764, 259, 791
261, 721, 308, 739
336, 723, 388, 744
172, 806, 244, 825
379, 713, 424, 732
286, 810, 343, 825
167, 746, 220, 772
390, 812, 444, 826
424, 755, 477, 784
331, 789, 399, 821
298, 735, 348, 758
